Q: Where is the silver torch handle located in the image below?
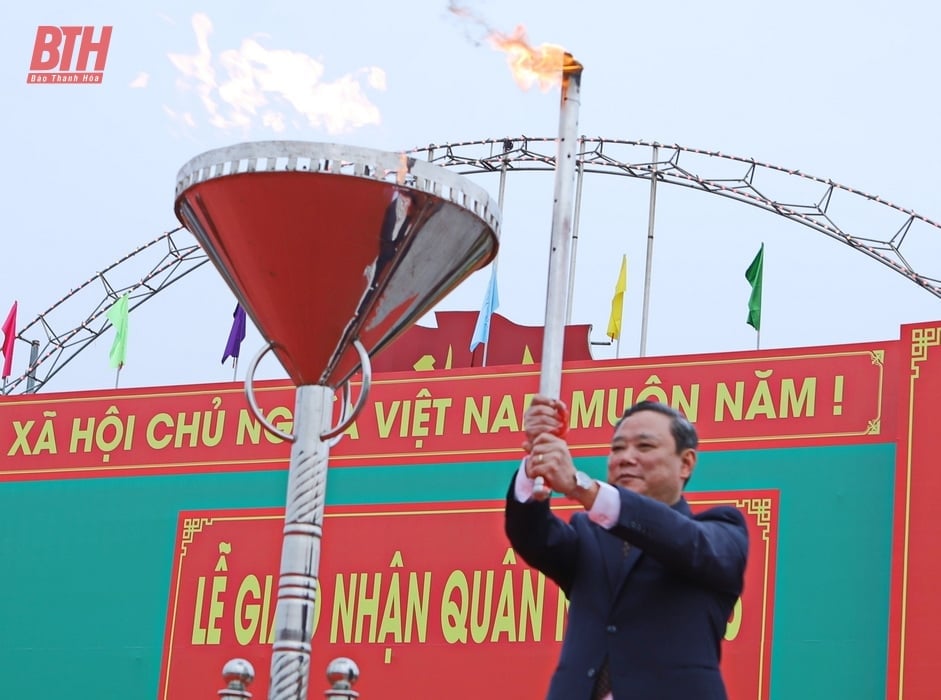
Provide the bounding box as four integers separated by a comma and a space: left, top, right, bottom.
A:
534, 54, 583, 501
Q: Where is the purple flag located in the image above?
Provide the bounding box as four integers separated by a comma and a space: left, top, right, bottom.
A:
221, 304, 247, 363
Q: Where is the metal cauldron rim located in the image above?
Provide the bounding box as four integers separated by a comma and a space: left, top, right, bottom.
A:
174, 140, 501, 235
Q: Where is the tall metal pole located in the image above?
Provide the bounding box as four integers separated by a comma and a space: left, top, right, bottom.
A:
482, 155, 510, 368
497, 147, 509, 208
26, 339, 39, 393
268, 383, 333, 700
565, 138, 586, 325
534, 54, 583, 500
639, 144, 659, 358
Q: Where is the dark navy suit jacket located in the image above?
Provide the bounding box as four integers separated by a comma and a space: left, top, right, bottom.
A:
505, 478, 748, 700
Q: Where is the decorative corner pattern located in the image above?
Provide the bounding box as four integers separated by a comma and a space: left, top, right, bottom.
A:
180, 517, 213, 557
910, 327, 941, 379
735, 497, 773, 543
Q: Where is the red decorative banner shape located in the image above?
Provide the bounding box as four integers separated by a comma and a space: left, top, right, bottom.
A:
886, 324, 941, 699
159, 491, 777, 700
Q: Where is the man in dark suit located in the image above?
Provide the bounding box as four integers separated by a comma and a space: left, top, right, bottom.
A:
505, 397, 748, 700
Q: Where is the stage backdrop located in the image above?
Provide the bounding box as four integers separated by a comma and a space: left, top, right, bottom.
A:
1, 320, 937, 699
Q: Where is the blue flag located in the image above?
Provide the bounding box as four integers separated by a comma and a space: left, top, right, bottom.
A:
222, 304, 247, 363
470, 268, 499, 351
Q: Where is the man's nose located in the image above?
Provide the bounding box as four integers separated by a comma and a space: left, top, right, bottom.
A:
618, 447, 638, 464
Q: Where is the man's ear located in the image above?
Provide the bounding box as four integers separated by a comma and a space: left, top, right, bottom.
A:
680, 449, 696, 482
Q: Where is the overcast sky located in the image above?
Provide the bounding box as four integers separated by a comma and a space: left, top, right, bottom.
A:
4, 0, 940, 395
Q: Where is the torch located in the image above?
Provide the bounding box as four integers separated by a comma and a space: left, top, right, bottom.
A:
533, 53, 583, 500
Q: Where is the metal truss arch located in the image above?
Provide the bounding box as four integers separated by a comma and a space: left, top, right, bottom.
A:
2, 226, 208, 395
407, 136, 941, 298
7, 136, 941, 395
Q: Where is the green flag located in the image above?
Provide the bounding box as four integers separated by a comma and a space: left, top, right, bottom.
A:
745, 244, 764, 331
106, 293, 129, 369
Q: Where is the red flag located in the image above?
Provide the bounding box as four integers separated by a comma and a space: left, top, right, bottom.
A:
2, 301, 17, 378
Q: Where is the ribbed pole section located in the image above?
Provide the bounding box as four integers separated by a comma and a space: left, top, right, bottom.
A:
268, 384, 334, 700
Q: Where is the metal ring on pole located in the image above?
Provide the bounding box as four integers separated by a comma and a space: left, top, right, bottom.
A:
321, 339, 371, 441
244, 342, 296, 443
325, 382, 352, 448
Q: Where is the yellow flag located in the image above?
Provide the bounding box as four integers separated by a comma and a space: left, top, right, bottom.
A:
606, 255, 627, 340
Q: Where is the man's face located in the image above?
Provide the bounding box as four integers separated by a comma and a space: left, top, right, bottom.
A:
606, 410, 696, 505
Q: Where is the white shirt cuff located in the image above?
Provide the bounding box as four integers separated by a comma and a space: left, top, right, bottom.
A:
587, 481, 620, 529
513, 458, 535, 502
515, 462, 620, 530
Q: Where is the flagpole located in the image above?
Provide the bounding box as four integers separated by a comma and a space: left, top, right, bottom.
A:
26, 339, 39, 393
565, 137, 586, 325
745, 242, 764, 352
1, 301, 19, 384
106, 293, 129, 387
223, 304, 248, 377
757, 243, 763, 351
482, 153, 510, 368
639, 144, 659, 358
604, 255, 626, 360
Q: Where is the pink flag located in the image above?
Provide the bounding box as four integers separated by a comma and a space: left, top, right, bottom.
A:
2, 301, 17, 378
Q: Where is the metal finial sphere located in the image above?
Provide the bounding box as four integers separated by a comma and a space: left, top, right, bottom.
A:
222, 658, 256, 686
326, 657, 360, 688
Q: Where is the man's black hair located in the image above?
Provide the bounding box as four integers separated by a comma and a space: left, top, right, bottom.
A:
616, 400, 699, 453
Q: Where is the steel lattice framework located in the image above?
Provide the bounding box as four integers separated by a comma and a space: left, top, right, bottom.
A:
1, 227, 208, 395
408, 137, 941, 296
5, 136, 941, 394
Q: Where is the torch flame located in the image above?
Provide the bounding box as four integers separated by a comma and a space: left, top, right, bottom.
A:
448, 4, 578, 92
488, 26, 569, 92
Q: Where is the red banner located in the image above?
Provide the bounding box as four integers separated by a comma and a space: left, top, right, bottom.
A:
1, 342, 891, 480
887, 324, 941, 698
159, 491, 777, 699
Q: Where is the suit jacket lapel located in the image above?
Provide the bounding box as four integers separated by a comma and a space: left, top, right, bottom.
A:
614, 544, 642, 598
597, 528, 624, 593
612, 496, 691, 599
